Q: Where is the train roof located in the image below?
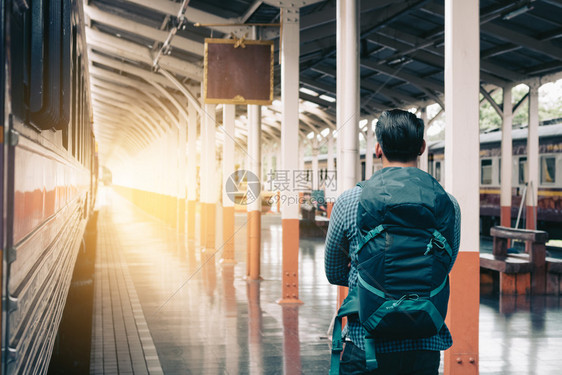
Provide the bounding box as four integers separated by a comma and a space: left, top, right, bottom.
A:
427, 122, 562, 151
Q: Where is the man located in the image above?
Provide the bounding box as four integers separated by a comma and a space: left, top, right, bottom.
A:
325, 109, 461, 375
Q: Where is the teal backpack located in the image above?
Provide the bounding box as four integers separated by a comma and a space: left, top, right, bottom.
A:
330, 167, 456, 374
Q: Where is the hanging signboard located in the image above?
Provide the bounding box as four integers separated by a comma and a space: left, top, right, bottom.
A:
203, 38, 274, 105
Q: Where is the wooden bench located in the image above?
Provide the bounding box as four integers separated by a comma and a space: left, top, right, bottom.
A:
546, 257, 562, 295
480, 226, 548, 295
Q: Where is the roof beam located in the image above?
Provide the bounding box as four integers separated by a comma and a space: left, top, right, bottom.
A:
92, 93, 163, 138
301, 71, 406, 107
481, 22, 562, 61
359, 57, 443, 93
121, 0, 251, 35
85, 4, 204, 57
91, 78, 179, 125
86, 27, 203, 80
368, 30, 515, 84
89, 51, 178, 89
421, 2, 562, 71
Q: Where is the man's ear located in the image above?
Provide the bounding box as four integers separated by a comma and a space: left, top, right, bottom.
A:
418, 140, 426, 156
375, 143, 383, 158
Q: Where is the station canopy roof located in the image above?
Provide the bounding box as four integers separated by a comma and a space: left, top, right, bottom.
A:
84, 0, 562, 161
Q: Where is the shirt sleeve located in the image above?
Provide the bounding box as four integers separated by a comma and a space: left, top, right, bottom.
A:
447, 193, 461, 272
324, 190, 353, 286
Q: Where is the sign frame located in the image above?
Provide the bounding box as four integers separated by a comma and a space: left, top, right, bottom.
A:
203, 38, 274, 106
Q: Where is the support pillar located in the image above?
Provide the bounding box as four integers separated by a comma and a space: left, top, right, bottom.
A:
339, 0, 360, 191
279, 4, 302, 305
311, 140, 319, 191
201, 103, 217, 257
187, 106, 198, 242
178, 119, 187, 233
326, 135, 336, 218
366, 119, 374, 179
419, 108, 429, 173
222, 104, 236, 264
444, 1, 479, 373
336, 0, 360, 309
501, 86, 513, 227
169, 128, 177, 227
526, 82, 539, 230
299, 141, 305, 174
247, 103, 262, 280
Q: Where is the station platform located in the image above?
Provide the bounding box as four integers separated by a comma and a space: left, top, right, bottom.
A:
89, 187, 562, 374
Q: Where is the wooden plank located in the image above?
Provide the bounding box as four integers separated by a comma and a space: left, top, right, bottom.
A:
530, 243, 546, 294
547, 258, 562, 274
546, 273, 560, 295
500, 273, 517, 295
490, 226, 549, 243
492, 236, 508, 257
480, 254, 532, 273
516, 273, 531, 295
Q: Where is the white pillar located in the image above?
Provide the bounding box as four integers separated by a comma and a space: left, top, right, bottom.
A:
299, 141, 305, 173
187, 105, 198, 241
168, 128, 176, 196
338, 0, 359, 191
270, 150, 277, 174
223, 105, 236, 207
187, 107, 198, 202
356, 134, 362, 181
366, 120, 374, 179
178, 118, 187, 231
200, 102, 217, 251
500, 86, 513, 227
248, 104, 262, 211
326, 135, 336, 198
178, 120, 187, 197
202, 104, 217, 205
419, 108, 429, 173
445, 1, 480, 252
311, 139, 319, 190
279, 5, 302, 304
527, 82, 540, 229
444, 0, 480, 373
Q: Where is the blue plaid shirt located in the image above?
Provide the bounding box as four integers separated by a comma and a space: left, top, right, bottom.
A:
325, 181, 461, 353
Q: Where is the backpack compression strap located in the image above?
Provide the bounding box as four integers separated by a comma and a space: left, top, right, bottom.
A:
330, 288, 360, 375
357, 224, 385, 252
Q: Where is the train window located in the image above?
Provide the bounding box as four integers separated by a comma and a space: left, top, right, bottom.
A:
518, 157, 527, 184
541, 156, 556, 184
481, 159, 493, 185
435, 161, 441, 182
498, 158, 501, 184
29, 0, 72, 130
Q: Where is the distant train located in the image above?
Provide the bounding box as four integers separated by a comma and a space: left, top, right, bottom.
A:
428, 122, 562, 235
303, 122, 562, 236
2, 1, 97, 374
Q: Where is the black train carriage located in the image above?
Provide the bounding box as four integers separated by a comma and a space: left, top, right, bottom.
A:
2, 0, 97, 373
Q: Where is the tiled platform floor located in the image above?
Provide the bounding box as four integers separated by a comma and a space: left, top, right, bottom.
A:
90, 188, 562, 374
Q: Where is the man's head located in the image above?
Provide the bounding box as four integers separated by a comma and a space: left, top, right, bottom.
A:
375, 109, 425, 163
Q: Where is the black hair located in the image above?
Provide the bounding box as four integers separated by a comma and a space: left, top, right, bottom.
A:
375, 109, 424, 162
